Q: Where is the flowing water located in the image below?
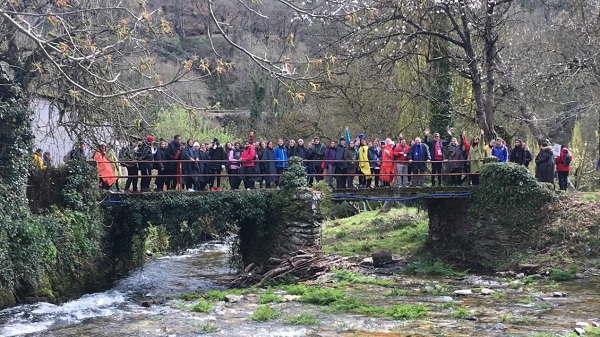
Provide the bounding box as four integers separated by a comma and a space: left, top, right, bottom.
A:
1, 241, 599, 336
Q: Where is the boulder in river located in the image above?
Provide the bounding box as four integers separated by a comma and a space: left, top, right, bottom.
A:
372, 251, 392, 267
480, 288, 495, 295
453, 289, 473, 296
225, 294, 244, 303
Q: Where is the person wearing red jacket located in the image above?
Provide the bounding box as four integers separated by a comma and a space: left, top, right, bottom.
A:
240, 141, 256, 189
379, 139, 396, 187
556, 145, 572, 191
393, 137, 411, 188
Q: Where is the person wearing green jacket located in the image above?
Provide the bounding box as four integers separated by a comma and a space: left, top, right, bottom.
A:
468, 131, 486, 185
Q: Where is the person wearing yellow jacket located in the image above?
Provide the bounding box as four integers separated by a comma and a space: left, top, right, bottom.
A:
32, 148, 46, 170
358, 138, 372, 187
485, 139, 495, 157
468, 134, 487, 185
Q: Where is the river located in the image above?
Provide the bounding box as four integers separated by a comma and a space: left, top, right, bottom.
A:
1, 241, 599, 336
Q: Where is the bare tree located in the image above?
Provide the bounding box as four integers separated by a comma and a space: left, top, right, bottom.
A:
0, 0, 226, 197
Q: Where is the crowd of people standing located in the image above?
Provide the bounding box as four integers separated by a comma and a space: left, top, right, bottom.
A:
47, 127, 579, 192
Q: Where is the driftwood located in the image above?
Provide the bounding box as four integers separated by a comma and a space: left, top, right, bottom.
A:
228, 250, 352, 288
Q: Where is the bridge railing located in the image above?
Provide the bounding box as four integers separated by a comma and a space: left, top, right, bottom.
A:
91, 158, 485, 180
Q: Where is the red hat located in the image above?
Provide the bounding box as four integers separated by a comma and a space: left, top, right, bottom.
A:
146, 135, 154, 142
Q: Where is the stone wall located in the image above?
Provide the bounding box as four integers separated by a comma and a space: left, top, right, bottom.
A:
239, 192, 322, 270
426, 197, 538, 270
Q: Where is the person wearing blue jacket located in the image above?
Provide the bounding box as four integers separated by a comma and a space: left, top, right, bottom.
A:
274, 138, 288, 186
491, 138, 509, 163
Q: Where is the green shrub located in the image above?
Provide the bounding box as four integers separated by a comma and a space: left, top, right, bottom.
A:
283, 313, 320, 325
194, 322, 218, 334
548, 267, 577, 282
250, 305, 281, 321
299, 288, 345, 305
204, 290, 227, 301
258, 292, 284, 304
470, 163, 555, 227
279, 157, 307, 191
386, 304, 429, 320
190, 300, 214, 313
282, 284, 309, 295
327, 297, 381, 315
179, 292, 202, 301
451, 307, 470, 319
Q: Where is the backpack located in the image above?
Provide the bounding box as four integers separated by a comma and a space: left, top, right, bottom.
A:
563, 152, 572, 166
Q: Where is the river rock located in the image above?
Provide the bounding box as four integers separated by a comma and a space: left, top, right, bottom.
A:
574, 327, 586, 336
372, 251, 392, 267
360, 257, 373, 266
480, 288, 495, 295
518, 263, 540, 273
282, 295, 301, 302
592, 321, 599, 327
574, 273, 586, 279
515, 273, 525, 279
576, 322, 590, 327
453, 289, 473, 296
553, 292, 568, 298
225, 294, 244, 303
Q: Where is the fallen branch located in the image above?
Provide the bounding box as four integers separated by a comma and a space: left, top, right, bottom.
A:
227, 250, 353, 288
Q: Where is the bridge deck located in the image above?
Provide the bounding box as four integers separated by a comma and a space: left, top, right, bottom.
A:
100, 186, 472, 204
331, 186, 472, 201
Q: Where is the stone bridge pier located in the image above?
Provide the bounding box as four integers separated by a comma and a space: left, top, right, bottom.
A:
426, 196, 529, 269
239, 192, 322, 270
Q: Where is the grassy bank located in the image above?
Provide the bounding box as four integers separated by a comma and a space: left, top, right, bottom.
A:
322, 207, 428, 257
519, 192, 600, 269
322, 192, 600, 272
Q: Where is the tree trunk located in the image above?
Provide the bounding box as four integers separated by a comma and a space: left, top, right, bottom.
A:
429, 28, 453, 135
520, 105, 548, 145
